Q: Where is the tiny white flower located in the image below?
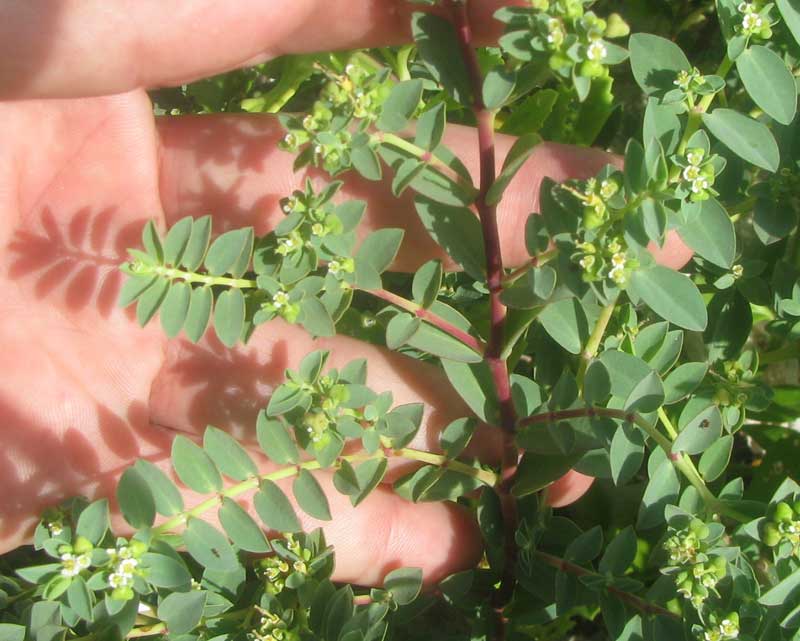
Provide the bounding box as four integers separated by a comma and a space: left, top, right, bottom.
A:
118, 558, 138, 576
48, 523, 63, 536
720, 619, 739, 638
109, 572, 132, 589
586, 40, 608, 61
328, 260, 341, 275
600, 179, 618, 200
272, 291, 290, 309
611, 252, 626, 268
687, 150, 705, 166
692, 176, 710, 193
283, 133, 297, 147
738, 2, 756, 13
683, 165, 702, 181
732, 264, 744, 278
579, 255, 596, 270
742, 11, 763, 31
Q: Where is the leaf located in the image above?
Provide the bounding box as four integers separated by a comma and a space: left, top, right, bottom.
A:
598, 350, 654, 400
256, 412, 300, 464
406, 303, 482, 363
254, 480, 301, 532
356, 229, 404, 276
678, 198, 736, 268
538, 298, 589, 354
0, 626, 25, 641
157, 590, 207, 635
624, 371, 665, 414
384, 568, 423, 606
663, 362, 708, 405
351, 144, 383, 181
171, 435, 223, 493
638, 457, 681, 529
486, 133, 541, 205
160, 281, 192, 338
184, 286, 213, 343
300, 296, 335, 337
118, 273, 157, 308
117, 467, 155, 529
584, 360, 612, 404
629, 33, 691, 95
440, 417, 477, 459
351, 458, 388, 507
203, 426, 258, 481
377, 79, 423, 132
736, 45, 797, 125
598, 526, 637, 576
133, 460, 183, 516
163, 216, 193, 267
66, 578, 93, 621
414, 103, 446, 151
324, 585, 355, 641
391, 157, 426, 196
183, 518, 239, 572
76, 500, 109, 545
702, 109, 780, 172
383, 312, 418, 349
629, 266, 707, 331
565, 526, 604, 564
610, 422, 645, 486
672, 403, 723, 455
442, 359, 500, 425
213, 288, 245, 347
411, 12, 472, 104
218, 497, 270, 553
778, 0, 800, 47
412, 260, 442, 308
140, 553, 191, 588
204, 228, 254, 277
699, 434, 733, 482
141, 220, 164, 264
759, 567, 800, 606
482, 67, 516, 110
181, 215, 212, 271
513, 451, 583, 496
136, 277, 168, 327
414, 197, 485, 280
293, 470, 332, 521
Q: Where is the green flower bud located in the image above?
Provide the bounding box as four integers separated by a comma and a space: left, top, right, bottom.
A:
129, 540, 148, 557
548, 53, 572, 71
579, 60, 605, 78
604, 13, 630, 38
111, 586, 134, 601
775, 501, 794, 523
73, 536, 93, 555
711, 555, 727, 579
763, 522, 781, 546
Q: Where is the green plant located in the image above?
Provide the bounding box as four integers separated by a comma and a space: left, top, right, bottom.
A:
5, 0, 800, 639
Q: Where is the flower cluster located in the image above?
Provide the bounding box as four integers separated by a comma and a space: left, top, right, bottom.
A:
737, 1, 773, 39
248, 607, 302, 641
700, 613, 740, 641
663, 519, 727, 609
279, 59, 391, 175
674, 148, 718, 202
762, 500, 800, 557
574, 237, 634, 286
497, 0, 629, 93
104, 541, 147, 600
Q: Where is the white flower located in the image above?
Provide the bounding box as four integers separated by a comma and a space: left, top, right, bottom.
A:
742, 11, 763, 31
732, 264, 744, 278
720, 619, 739, 639
109, 572, 132, 589
328, 260, 341, 275
579, 255, 595, 270
272, 291, 290, 309
683, 165, 702, 182
687, 150, 705, 166
738, 2, 756, 13
600, 179, 618, 200
48, 523, 63, 536
691, 176, 710, 193
60, 553, 91, 577
609, 265, 627, 284
117, 557, 138, 576
586, 40, 608, 61
546, 18, 565, 46
611, 252, 626, 268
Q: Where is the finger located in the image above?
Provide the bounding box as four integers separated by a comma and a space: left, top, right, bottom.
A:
0, 0, 516, 99
157, 115, 693, 270
148, 321, 506, 476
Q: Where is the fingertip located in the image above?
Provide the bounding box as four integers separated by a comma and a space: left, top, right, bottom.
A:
648, 229, 694, 270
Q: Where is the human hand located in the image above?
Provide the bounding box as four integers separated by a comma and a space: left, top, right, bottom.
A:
0, 1, 691, 585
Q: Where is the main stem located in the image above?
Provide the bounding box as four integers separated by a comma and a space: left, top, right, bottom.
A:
447, 1, 517, 630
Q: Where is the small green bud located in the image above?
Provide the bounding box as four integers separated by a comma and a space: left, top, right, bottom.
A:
111, 586, 134, 601
129, 540, 148, 557
763, 522, 781, 546
579, 60, 605, 78
548, 53, 571, 71
73, 536, 93, 555
604, 13, 630, 38
710, 555, 727, 579
775, 501, 794, 523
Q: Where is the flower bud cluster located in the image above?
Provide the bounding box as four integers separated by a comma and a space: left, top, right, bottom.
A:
663, 520, 727, 610
737, 2, 773, 39
279, 60, 391, 175
762, 500, 800, 557
248, 608, 302, 641
701, 613, 740, 641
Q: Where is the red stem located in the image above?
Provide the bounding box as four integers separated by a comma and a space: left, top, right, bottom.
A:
367, 288, 485, 355
535, 551, 679, 620
447, 0, 518, 627
517, 406, 634, 428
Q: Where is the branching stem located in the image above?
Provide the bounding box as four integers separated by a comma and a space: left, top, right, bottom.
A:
365, 287, 486, 354
576, 299, 617, 388
153, 447, 495, 535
